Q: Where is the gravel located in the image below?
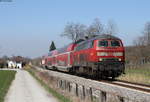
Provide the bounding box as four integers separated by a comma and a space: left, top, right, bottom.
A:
5, 69, 58, 102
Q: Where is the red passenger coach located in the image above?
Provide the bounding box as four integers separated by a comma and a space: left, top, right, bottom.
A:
43, 42, 80, 71
55, 43, 76, 71
43, 50, 58, 69
42, 34, 125, 79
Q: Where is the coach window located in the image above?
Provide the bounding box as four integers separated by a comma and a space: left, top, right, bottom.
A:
89, 41, 94, 48
81, 41, 93, 49
80, 42, 85, 50
76, 45, 81, 51
83, 42, 88, 49
78, 46, 82, 50
85, 41, 89, 49
82, 42, 87, 49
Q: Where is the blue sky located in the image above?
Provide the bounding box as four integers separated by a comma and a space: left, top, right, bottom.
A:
0, 0, 150, 58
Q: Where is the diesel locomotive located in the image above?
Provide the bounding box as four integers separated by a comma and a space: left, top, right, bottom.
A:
42, 34, 125, 79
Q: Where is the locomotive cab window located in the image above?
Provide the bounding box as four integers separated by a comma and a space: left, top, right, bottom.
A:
98, 40, 108, 47
111, 40, 121, 47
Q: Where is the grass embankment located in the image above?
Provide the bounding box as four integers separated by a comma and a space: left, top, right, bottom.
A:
0, 70, 16, 102
118, 64, 150, 85
26, 66, 71, 102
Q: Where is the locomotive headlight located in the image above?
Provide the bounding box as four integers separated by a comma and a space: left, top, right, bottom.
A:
99, 58, 103, 61
119, 58, 122, 61
97, 52, 108, 56
113, 52, 123, 56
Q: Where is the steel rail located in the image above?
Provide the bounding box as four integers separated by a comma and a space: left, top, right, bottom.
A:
99, 80, 150, 93
34, 65, 150, 93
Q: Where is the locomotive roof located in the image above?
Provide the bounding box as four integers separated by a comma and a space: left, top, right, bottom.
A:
88, 34, 121, 41
75, 34, 121, 46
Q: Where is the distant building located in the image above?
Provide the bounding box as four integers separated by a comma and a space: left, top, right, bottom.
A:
16, 63, 22, 69
8, 61, 16, 68
7, 60, 22, 69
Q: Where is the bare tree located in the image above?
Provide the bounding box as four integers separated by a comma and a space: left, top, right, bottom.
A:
135, 22, 150, 46
106, 20, 117, 35
133, 36, 147, 46
131, 21, 150, 66
86, 18, 104, 38
143, 22, 150, 45
61, 19, 117, 41
61, 22, 86, 42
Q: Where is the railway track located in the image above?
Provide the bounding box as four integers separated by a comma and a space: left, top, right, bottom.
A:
54, 69, 150, 93
60, 70, 150, 93
35, 66, 150, 93
100, 79, 150, 93
33, 66, 150, 102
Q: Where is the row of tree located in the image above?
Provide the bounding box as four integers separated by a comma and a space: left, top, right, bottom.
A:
126, 22, 150, 68
49, 18, 117, 52
134, 22, 150, 46
61, 18, 117, 42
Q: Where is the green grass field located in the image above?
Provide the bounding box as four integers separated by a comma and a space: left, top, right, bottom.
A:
118, 64, 150, 85
0, 70, 16, 102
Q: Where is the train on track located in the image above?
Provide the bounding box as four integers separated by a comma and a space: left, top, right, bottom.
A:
42, 34, 125, 79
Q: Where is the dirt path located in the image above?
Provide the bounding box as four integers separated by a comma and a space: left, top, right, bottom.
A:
5, 70, 58, 102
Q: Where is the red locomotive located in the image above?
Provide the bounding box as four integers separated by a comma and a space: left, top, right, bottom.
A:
42, 34, 125, 79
